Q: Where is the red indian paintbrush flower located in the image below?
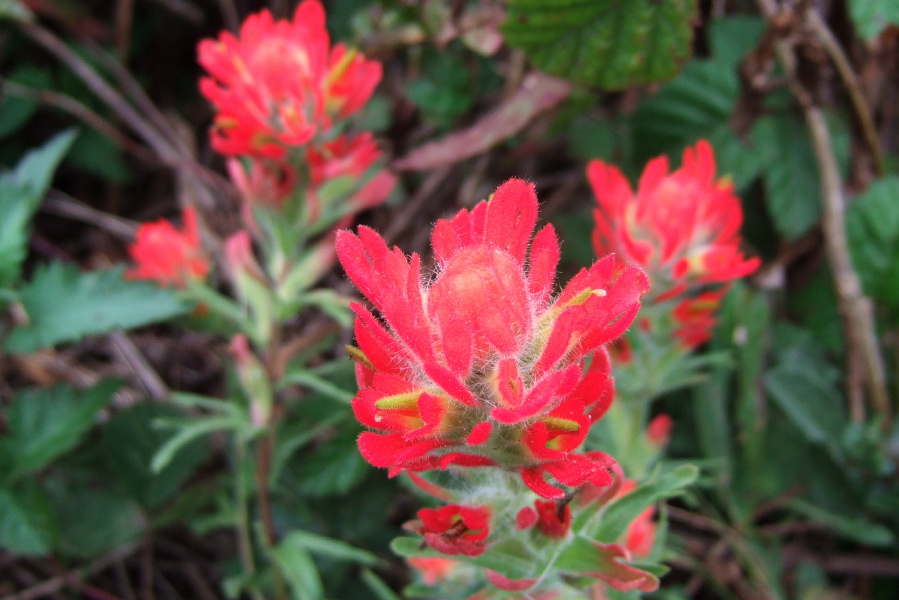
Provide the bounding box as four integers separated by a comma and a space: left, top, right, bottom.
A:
127, 206, 208, 287
408, 505, 491, 557
197, 0, 381, 159
337, 179, 648, 499
589, 140, 759, 301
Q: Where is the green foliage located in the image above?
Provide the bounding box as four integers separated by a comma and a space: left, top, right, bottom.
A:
0, 483, 55, 555
5, 263, 192, 354
49, 486, 145, 558
848, 0, 899, 40
0, 129, 76, 289
2, 379, 120, 481
846, 176, 899, 310
0, 66, 51, 139
101, 403, 210, 510
502, 0, 697, 90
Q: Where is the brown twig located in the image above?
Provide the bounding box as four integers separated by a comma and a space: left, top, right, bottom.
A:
42, 190, 139, 241
109, 332, 169, 400
804, 8, 885, 176
756, 0, 892, 427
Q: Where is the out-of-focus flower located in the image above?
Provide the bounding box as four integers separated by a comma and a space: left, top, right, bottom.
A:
671, 289, 726, 349
127, 206, 208, 287
337, 179, 648, 498
198, 0, 381, 158
408, 557, 460, 585
616, 480, 657, 558
646, 413, 673, 450
589, 140, 759, 300
307, 133, 396, 212
227, 158, 296, 209
225, 230, 266, 284
517, 500, 571, 539
407, 505, 491, 556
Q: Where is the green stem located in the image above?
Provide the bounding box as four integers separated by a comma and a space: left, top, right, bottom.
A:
235, 438, 265, 600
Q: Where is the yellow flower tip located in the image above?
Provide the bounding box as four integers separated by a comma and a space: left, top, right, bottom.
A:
375, 391, 421, 411
541, 416, 581, 432
346, 345, 373, 369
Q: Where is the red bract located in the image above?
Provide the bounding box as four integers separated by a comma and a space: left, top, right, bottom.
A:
127, 207, 208, 287
197, 0, 381, 158
671, 289, 726, 349
409, 505, 491, 557
337, 179, 648, 498
589, 140, 759, 298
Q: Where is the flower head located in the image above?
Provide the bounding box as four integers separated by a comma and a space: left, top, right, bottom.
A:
198, 0, 381, 158
671, 289, 726, 349
589, 140, 758, 300
337, 179, 648, 498
127, 207, 208, 287
408, 505, 491, 557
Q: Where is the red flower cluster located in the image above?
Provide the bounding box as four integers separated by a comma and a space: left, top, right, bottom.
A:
517, 499, 572, 539
408, 505, 491, 557
127, 207, 209, 287
589, 141, 759, 346
337, 179, 648, 499
198, 0, 380, 159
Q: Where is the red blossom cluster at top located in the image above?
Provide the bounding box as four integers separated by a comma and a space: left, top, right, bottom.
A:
126, 207, 209, 287
589, 141, 759, 347
337, 179, 649, 500
197, 0, 380, 159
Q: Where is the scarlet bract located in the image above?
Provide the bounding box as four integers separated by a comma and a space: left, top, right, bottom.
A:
337, 179, 649, 498
197, 0, 381, 159
126, 207, 208, 287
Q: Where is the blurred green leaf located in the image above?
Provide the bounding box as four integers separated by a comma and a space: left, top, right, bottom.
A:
0, 129, 76, 288
273, 534, 325, 600
588, 464, 698, 542
151, 415, 246, 473
787, 498, 894, 547
5, 263, 192, 354
846, 176, 899, 309
502, 0, 697, 90
294, 428, 369, 497
0, 66, 52, 139
102, 403, 210, 510
361, 569, 402, 600
4, 379, 119, 480
67, 128, 130, 182
0, 483, 55, 555
848, 0, 899, 40
279, 530, 382, 566
707, 16, 766, 69
51, 486, 144, 558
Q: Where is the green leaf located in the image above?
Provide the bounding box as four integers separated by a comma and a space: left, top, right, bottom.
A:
151, 415, 245, 473
554, 537, 659, 592
848, 0, 899, 40
0, 130, 76, 288
0, 66, 52, 139
295, 428, 369, 497
5, 263, 192, 354
787, 498, 894, 547
102, 403, 210, 510
50, 487, 144, 558
67, 128, 130, 183
272, 534, 325, 600
278, 530, 382, 567
502, 0, 697, 90
4, 379, 119, 480
0, 483, 55, 555
707, 16, 766, 69
361, 569, 402, 600
589, 464, 698, 543
846, 176, 899, 309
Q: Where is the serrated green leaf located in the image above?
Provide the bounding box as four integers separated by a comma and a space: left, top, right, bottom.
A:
50, 487, 145, 558
503, 0, 697, 90
4, 379, 119, 480
0, 130, 76, 288
273, 535, 325, 600
848, 0, 899, 40
102, 403, 210, 510
0, 483, 55, 555
5, 263, 192, 354
846, 176, 899, 309
588, 464, 698, 543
